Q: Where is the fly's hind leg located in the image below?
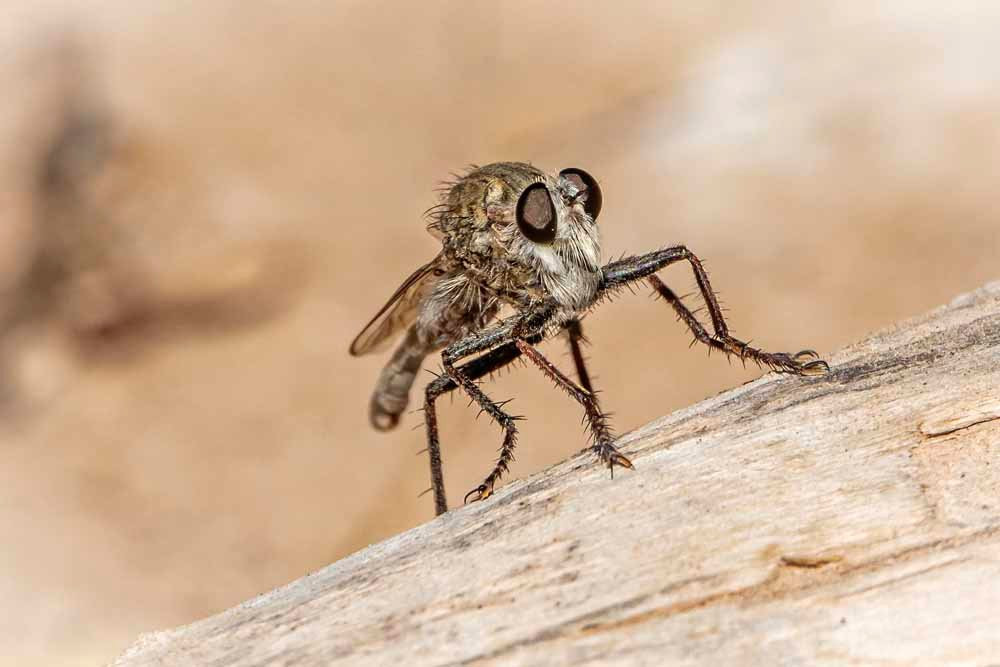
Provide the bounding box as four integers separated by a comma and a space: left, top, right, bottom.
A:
424, 307, 557, 514
423, 341, 524, 516
441, 354, 521, 508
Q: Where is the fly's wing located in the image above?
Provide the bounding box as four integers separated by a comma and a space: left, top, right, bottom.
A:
349, 256, 442, 356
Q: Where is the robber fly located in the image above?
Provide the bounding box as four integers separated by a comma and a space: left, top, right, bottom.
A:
350, 162, 828, 516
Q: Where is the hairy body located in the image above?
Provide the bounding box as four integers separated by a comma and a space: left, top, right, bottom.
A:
351, 162, 828, 515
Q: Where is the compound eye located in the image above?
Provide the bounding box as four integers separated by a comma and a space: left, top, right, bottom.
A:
559, 167, 602, 220
515, 182, 557, 243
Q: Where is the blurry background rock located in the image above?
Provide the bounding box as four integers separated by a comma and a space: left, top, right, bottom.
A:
0, 2, 997, 665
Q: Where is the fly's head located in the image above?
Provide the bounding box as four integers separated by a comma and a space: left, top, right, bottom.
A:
430, 162, 605, 312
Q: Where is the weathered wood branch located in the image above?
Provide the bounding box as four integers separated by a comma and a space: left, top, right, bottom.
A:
115, 282, 1000, 666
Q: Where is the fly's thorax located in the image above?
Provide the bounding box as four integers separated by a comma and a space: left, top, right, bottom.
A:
415, 271, 502, 348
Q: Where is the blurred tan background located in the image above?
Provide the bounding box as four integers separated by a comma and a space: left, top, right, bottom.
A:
1, 2, 998, 664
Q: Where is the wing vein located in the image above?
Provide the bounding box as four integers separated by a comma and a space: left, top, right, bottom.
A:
349, 253, 442, 356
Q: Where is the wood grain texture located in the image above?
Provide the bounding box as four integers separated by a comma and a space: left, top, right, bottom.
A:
114, 282, 1000, 666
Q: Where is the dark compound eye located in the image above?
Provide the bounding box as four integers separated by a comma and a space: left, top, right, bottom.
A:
559, 167, 602, 220
515, 182, 557, 243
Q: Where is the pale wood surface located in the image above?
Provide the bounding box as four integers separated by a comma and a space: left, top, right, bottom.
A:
114, 282, 1000, 666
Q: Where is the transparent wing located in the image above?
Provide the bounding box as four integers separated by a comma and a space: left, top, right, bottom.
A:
349, 256, 441, 356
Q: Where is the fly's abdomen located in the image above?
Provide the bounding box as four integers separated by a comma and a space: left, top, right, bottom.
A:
370, 328, 428, 431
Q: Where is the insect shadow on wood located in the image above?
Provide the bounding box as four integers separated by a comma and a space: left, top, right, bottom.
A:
350, 162, 829, 516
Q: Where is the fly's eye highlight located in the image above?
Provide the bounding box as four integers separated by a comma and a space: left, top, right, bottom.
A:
515, 182, 557, 243
559, 167, 602, 220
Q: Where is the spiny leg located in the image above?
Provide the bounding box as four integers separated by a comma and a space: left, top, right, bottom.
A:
561, 322, 626, 468
423, 319, 546, 514
514, 339, 633, 474
648, 275, 824, 373
423, 341, 524, 516
565, 319, 595, 394
441, 354, 520, 508
422, 382, 449, 516
601, 246, 829, 375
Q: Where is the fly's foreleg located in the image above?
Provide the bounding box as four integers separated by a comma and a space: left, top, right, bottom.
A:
601, 246, 829, 375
